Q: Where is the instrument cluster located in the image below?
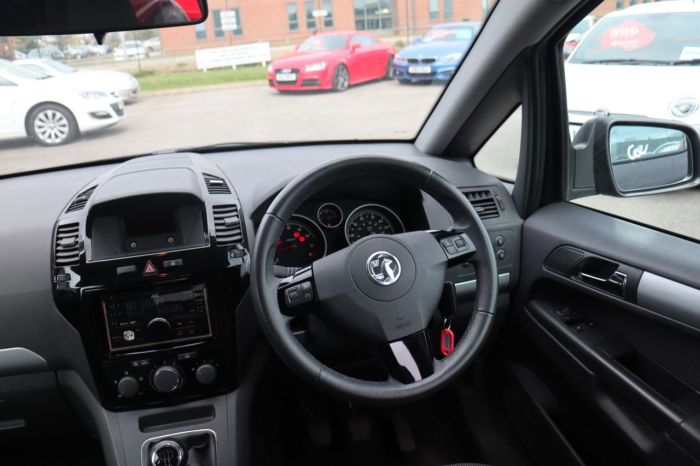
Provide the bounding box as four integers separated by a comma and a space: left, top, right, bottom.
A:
274, 201, 405, 268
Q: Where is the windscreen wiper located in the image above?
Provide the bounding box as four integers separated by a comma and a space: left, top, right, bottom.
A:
667, 58, 700, 66
575, 58, 670, 65
152, 141, 292, 155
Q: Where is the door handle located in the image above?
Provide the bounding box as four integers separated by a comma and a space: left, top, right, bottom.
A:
578, 268, 628, 296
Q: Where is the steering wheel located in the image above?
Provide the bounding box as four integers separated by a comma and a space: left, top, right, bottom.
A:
251, 157, 498, 404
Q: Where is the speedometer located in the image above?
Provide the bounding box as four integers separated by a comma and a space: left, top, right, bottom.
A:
345, 204, 405, 244
274, 216, 326, 267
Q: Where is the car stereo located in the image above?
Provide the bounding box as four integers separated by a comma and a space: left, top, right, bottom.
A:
102, 284, 212, 352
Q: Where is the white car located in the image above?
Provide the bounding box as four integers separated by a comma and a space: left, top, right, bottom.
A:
113, 41, 147, 61
0, 60, 124, 146
566, 1, 700, 134
15, 58, 140, 103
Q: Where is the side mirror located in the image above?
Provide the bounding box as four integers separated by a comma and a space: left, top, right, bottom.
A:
411, 36, 422, 45
570, 117, 700, 198
351, 42, 362, 52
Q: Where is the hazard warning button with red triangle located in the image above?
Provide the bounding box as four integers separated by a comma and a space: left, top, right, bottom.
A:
143, 260, 158, 276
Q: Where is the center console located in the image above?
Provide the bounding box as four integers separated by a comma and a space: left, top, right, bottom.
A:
52, 154, 249, 411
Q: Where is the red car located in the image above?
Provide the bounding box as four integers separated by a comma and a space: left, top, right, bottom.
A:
268, 31, 395, 92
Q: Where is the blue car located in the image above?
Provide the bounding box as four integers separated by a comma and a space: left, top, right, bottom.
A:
393, 22, 481, 83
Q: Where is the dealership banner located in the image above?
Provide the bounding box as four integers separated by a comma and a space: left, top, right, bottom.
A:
195, 42, 271, 71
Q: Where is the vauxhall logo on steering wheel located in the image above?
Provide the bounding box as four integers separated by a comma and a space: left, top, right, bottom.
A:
366, 251, 401, 286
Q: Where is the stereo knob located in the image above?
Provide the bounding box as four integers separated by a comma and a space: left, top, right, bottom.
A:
151, 365, 182, 393
146, 317, 171, 339
117, 375, 139, 398
195, 364, 217, 385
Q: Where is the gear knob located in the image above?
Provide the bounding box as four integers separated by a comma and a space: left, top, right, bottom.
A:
150, 439, 187, 466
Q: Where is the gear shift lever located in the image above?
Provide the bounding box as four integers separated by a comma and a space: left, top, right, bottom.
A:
150, 439, 187, 466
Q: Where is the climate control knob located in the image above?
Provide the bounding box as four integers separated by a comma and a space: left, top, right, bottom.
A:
151, 365, 183, 393
195, 363, 217, 386
117, 375, 139, 398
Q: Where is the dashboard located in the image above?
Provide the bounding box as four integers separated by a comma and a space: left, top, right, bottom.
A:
0, 142, 522, 426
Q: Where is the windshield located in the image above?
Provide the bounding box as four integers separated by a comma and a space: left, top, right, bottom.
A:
423, 26, 476, 42
0, 0, 494, 176
569, 12, 700, 64
298, 34, 348, 51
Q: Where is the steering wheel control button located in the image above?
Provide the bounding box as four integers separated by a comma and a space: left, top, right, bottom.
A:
366, 251, 401, 286
285, 286, 302, 307
441, 234, 475, 259
195, 363, 218, 385
300, 281, 314, 302
151, 365, 183, 393
284, 281, 315, 308
116, 264, 137, 276
117, 375, 139, 398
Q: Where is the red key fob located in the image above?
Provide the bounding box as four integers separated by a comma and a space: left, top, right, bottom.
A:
440, 327, 455, 356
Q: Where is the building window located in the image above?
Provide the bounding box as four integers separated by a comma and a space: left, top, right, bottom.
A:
213, 10, 225, 38
305, 1, 317, 30
232, 8, 243, 36
615, 0, 624, 7
353, 0, 394, 31
287, 3, 299, 31
194, 21, 207, 40
429, 0, 439, 21
443, 0, 453, 20
323, 0, 334, 28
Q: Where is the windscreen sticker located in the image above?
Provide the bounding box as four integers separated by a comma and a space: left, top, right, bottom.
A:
679, 46, 700, 61
600, 20, 656, 52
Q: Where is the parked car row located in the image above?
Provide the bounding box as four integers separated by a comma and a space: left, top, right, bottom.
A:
0, 59, 124, 146
14, 58, 140, 102
0, 56, 141, 147
266, 22, 482, 93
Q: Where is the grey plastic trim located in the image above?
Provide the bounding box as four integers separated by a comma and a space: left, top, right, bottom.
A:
638, 272, 700, 330
455, 273, 511, 300
0, 347, 49, 377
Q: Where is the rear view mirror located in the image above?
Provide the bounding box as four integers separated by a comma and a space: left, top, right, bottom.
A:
1, 0, 207, 37
570, 117, 700, 198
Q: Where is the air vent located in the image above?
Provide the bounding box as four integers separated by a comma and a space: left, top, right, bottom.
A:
212, 205, 242, 246
203, 174, 231, 195
464, 190, 500, 220
54, 223, 80, 267
66, 186, 96, 212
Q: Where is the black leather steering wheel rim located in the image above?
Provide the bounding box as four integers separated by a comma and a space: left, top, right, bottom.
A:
251, 156, 498, 404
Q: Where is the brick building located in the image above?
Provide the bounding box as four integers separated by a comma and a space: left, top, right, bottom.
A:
160, 0, 496, 52
159, 0, 658, 53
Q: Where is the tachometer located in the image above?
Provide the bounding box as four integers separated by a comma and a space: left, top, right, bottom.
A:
345, 204, 405, 244
274, 216, 326, 268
